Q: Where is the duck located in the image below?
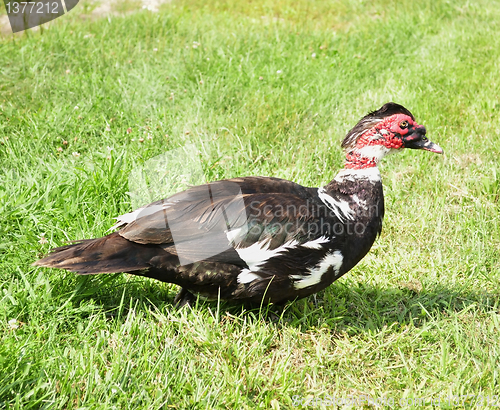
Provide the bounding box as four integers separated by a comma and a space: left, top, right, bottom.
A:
34, 102, 443, 306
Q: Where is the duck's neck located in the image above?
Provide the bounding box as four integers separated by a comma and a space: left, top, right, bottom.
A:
344, 146, 391, 169
323, 150, 385, 192
332, 166, 381, 185
344, 152, 377, 169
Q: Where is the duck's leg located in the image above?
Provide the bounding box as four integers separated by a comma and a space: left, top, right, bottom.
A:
173, 287, 196, 307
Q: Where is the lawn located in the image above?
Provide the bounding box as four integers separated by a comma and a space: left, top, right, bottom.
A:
1, 0, 500, 408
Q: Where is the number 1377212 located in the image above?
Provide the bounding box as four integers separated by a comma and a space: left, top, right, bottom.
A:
6, 2, 60, 14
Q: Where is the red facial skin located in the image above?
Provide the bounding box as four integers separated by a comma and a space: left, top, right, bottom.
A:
345, 114, 417, 169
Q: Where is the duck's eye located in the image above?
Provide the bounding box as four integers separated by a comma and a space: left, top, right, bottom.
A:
399, 120, 409, 129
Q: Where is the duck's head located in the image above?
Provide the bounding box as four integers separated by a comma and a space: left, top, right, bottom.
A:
341, 102, 443, 169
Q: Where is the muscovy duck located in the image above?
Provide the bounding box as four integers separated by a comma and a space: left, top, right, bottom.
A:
34, 102, 443, 306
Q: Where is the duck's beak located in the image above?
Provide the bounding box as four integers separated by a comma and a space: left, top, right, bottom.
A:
403, 126, 444, 154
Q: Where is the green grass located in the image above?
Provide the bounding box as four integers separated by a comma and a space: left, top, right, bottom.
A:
1, 0, 500, 408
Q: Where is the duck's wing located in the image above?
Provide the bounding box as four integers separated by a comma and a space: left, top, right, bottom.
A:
117, 177, 337, 267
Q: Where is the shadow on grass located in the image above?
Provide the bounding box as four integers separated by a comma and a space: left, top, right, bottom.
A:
47, 272, 500, 334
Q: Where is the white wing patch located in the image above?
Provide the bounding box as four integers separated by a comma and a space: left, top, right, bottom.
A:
301, 236, 330, 250
235, 239, 299, 271
237, 269, 261, 284
225, 227, 244, 244
317, 187, 355, 222
290, 250, 344, 290
236, 237, 332, 285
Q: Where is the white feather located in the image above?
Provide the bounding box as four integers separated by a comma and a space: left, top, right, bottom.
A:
235, 239, 299, 271
352, 194, 367, 209
355, 145, 391, 162
333, 167, 381, 184
291, 250, 344, 290
225, 227, 243, 243
317, 187, 355, 222
301, 236, 330, 250
237, 269, 261, 284
109, 203, 169, 231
